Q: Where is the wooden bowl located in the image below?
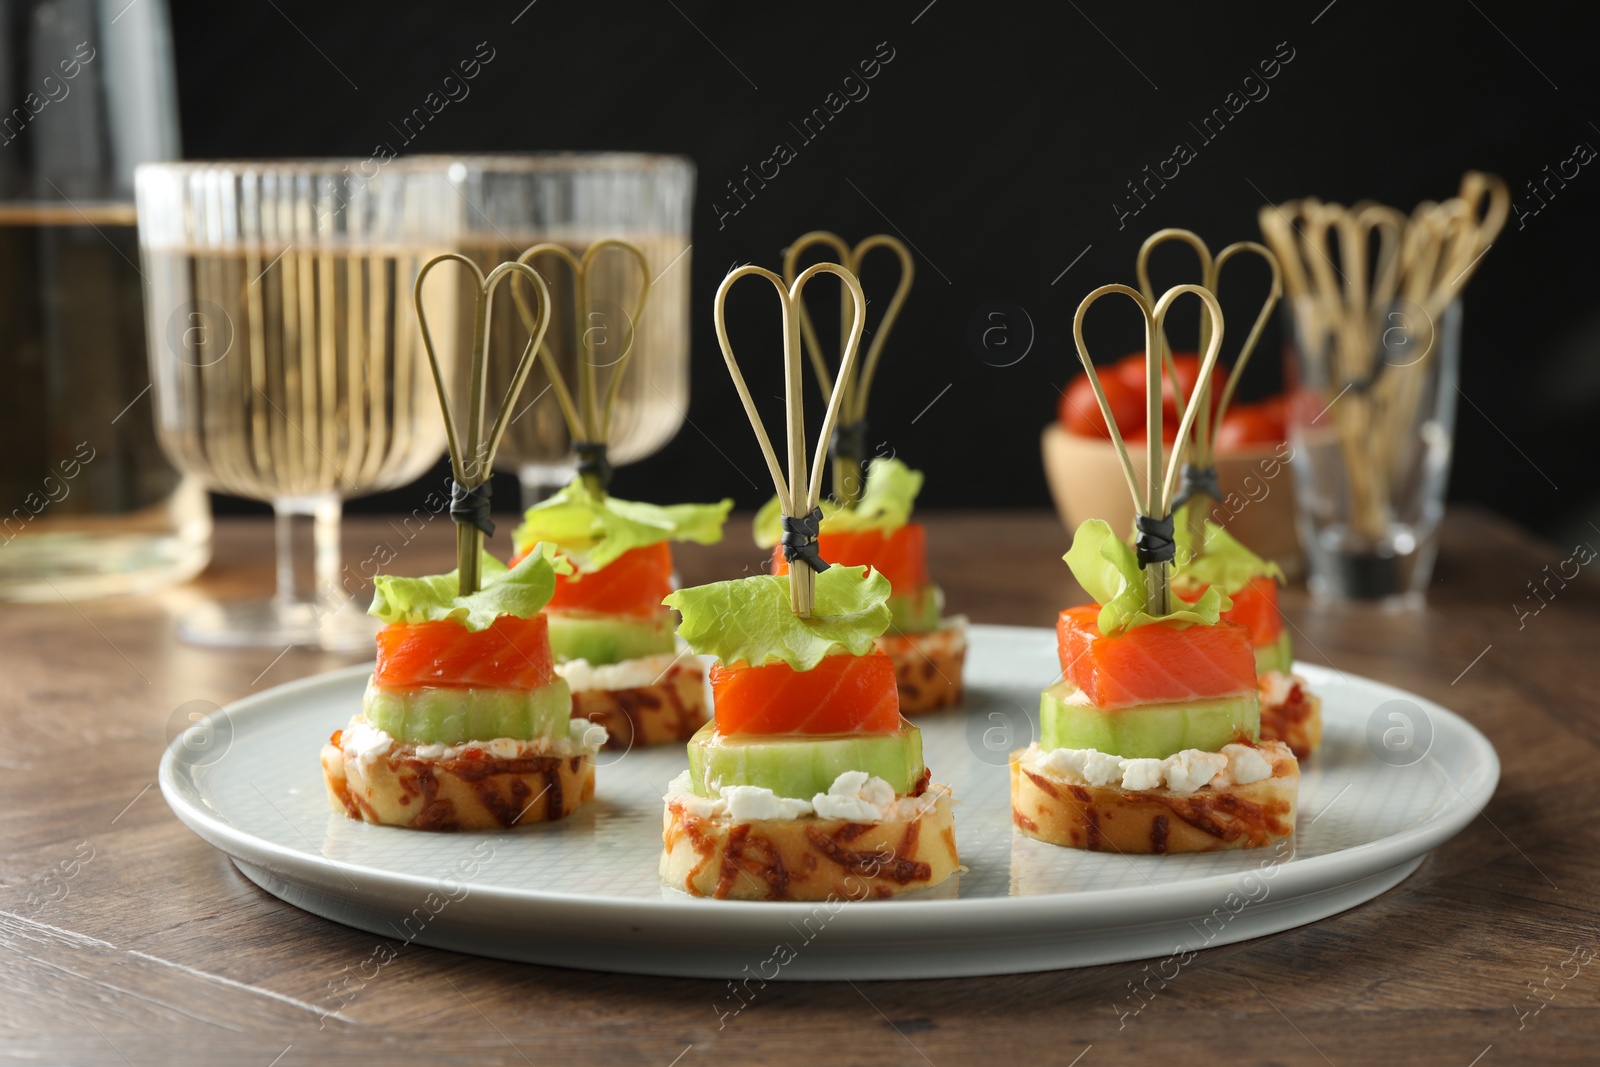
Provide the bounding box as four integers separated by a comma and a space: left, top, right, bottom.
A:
1040, 423, 1303, 579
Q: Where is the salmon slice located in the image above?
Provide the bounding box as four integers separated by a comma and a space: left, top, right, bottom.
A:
374, 613, 554, 691
1056, 604, 1256, 710
1220, 576, 1283, 647
710, 651, 901, 735
771, 523, 928, 594
1178, 575, 1282, 648
539, 541, 674, 618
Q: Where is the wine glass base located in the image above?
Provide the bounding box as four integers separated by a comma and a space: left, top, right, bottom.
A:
176, 598, 378, 652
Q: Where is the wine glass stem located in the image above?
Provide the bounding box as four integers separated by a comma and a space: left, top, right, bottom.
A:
518, 463, 577, 510
273, 493, 343, 617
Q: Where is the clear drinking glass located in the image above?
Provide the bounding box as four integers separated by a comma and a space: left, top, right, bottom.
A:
1285, 296, 1462, 606
435, 154, 695, 506
0, 0, 211, 602
134, 159, 460, 648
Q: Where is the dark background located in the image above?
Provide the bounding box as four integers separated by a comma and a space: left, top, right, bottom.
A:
172, 0, 1600, 545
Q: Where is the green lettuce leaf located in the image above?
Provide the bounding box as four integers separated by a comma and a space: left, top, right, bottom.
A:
368, 546, 571, 632
663, 565, 892, 670
1063, 519, 1230, 635
1170, 504, 1285, 594
752, 457, 924, 548
824, 457, 923, 532
513, 477, 732, 572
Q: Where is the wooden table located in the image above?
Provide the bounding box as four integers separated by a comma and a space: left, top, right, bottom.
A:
3, 509, 1595, 1065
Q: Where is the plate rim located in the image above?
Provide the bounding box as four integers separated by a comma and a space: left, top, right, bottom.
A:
158, 624, 1500, 935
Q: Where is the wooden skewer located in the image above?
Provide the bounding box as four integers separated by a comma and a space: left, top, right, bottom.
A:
507, 239, 652, 497
414, 254, 553, 595
1256, 173, 1507, 549
713, 263, 867, 616
1133, 230, 1281, 554
1136, 230, 1215, 447
782, 232, 914, 507
1071, 283, 1226, 614
1136, 230, 1281, 477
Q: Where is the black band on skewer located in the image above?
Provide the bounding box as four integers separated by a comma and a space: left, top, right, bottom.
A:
574, 440, 613, 490
1172, 463, 1222, 509
1134, 513, 1176, 568
829, 419, 869, 463
781, 506, 831, 573
449, 479, 496, 538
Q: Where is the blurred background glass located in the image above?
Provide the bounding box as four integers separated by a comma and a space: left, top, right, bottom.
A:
440, 154, 694, 507
135, 158, 458, 648
0, 0, 210, 602
1286, 298, 1462, 606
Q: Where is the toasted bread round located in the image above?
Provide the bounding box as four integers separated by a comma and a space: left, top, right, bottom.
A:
877, 619, 967, 714
322, 722, 595, 831
1010, 741, 1298, 853
660, 786, 960, 900
569, 658, 709, 749
1259, 676, 1322, 760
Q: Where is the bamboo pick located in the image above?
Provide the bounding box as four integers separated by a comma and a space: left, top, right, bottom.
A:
1135, 229, 1214, 451
783, 231, 852, 398
782, 232, 915, 507
507, 239, 652, 498
1135, 230, 1281, 550
1256, 173, 1507, 551
713, 263, 867, 616
1071, 283, 1226, 614
413, 254, 553, 596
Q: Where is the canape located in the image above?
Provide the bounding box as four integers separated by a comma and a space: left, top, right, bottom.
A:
510, 481, 732, 748
671, 259, 962, 899
322, 549, 604, 830
1012, 543, 1299, 852
1013, 279, 1299, 853
660, 565, 960, 899
759, 457, 966, 712
1124, 227, 1321, 758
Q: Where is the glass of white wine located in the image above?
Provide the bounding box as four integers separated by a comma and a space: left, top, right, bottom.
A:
134, 159, 461, 649
434, 154, 695, 506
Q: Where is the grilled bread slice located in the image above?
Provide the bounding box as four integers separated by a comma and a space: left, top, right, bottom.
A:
1010, 740, 1298, 853
322, 720, 595, 831
877, 618, 967, 714
568, 657, 709, 749
660, 785, 959, 900
1258, 673, 1322, 760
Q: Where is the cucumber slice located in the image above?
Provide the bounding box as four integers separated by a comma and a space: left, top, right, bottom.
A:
887, 585, 944, 634
547, 610, 675, 666
687, 720, 924, 800
1039, 681, 1259, 759
364, 678, 573, 745
1255, 630, 1293, 676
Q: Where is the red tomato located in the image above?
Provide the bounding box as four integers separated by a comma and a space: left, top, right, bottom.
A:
1115, 352, 1150, 393
1123, 421, 1179, 446
1161, 352, 1225, 427
1059, 371, 1145, 439
1215, 403, 1284, 452
1106, 351, 1223, 435
1258, 394, 1288, 438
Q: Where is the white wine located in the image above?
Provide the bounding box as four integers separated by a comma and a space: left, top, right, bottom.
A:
143, 242, 455, 501
0, 203, 209, 602
454, 234, 691, 477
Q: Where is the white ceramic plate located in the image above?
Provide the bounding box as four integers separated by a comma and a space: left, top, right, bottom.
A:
159, 625, 1498, 980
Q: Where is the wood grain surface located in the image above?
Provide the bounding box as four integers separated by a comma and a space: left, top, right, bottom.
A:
2, 509, 1595, 1066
